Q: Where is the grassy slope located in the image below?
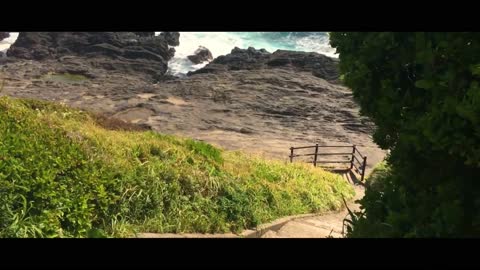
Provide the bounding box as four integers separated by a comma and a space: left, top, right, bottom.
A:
0, 96, 354, 237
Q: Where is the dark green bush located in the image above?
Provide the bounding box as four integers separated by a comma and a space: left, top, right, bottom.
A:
330, 32, 480, 237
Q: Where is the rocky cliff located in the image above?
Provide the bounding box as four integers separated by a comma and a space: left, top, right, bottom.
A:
188, 47, 340, 82
6, 32, 180, 81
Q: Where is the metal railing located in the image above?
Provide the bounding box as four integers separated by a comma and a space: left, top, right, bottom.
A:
289, 144, 367, 181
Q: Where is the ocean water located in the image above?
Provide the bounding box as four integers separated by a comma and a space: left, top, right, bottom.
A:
1, 32, 336, 75
0, 32, 19, 52
164, 32, 337, 76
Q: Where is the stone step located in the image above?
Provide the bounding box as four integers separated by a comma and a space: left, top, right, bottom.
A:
135, 232, 239, 238
260, 230, 279, 238
273, 220, 342, 238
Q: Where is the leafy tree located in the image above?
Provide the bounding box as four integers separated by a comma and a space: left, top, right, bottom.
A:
330, 32, 480, 237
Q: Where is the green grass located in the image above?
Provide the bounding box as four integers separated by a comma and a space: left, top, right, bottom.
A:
43, 73, 88, 83
0, 96, 354, 237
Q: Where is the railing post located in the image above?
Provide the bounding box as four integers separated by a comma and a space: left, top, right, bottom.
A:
313, 144, 319, 167
350, 145, 356, 170
290, 147, 294, 163
361, 156, 367, 182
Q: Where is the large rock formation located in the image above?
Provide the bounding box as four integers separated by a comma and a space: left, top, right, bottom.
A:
6, 32, 180, 80
133, 32, 155, 37
159, 32, 180, 46
187, 46, 213, 64
188, 47, 340, 82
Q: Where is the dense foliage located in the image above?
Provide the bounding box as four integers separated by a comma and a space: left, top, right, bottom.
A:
330, 32, 480, 237
0, 97, 353, 237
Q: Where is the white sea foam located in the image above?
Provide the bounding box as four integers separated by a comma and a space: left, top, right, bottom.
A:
165, 32, 338, 75
0, 32, 18, 52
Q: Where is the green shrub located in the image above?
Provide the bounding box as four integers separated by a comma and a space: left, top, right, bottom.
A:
330, 32, 480, 237
344, 162, 395, 238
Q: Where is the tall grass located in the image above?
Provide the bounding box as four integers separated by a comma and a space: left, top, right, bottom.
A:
0, 96, 354, 237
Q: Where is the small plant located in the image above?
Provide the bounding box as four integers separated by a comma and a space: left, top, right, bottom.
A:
342, 196, 363, 237
43, 73, 88, 83
211, 89, 231, 103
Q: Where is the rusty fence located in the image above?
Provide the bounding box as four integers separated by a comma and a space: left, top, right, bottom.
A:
289, 144, 367, 181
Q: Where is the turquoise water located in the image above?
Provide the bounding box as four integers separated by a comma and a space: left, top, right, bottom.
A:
233, 32, 331, 52
167, 32, 336, 75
